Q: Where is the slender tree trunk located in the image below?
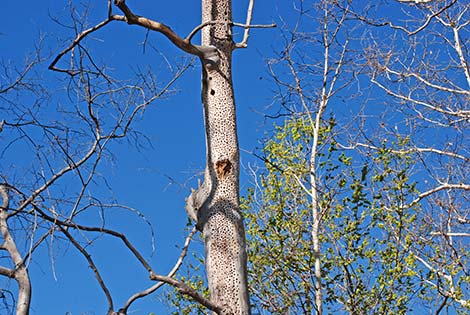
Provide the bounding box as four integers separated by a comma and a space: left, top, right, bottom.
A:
186, 0, 250, 314
0, 186, 31, 315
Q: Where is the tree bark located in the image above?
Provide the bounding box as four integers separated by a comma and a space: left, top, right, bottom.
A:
186, 0, 250, 314
0, 186, 31, 315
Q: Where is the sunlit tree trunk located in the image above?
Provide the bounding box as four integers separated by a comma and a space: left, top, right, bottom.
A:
186, 0, 251, 314
48, 0, 254, 313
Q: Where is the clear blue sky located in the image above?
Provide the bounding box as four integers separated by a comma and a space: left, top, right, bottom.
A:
1, 1, 295, 314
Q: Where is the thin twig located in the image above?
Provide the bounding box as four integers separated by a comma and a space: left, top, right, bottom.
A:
233, 21, 277, 49
149, 273, 222, 314
235, 0, 255, 48
113, 0, 207, 57
339, 142, 470, 163
49, 17, 119, 74
406, 183, 470, 209
336, 0, 457, 36
32, 204, 155, 274
118, 227, 197, 314
186, 21, 216, 42
0, 62, 35, 94
60, 226, 114, 314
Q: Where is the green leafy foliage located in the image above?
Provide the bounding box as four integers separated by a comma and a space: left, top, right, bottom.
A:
168, 113, 470, 314
243, 116, 425, 315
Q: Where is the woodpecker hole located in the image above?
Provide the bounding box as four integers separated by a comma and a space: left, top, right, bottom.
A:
215, 159, 232, 179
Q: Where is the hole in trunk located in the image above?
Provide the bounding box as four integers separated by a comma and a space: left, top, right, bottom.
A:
215, 159, 232, 179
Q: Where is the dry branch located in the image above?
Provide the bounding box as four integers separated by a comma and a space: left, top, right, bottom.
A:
117, 227, 197, 314
0, 185, 31, 315
60, 226, 115, 314
150, 273, 223, 314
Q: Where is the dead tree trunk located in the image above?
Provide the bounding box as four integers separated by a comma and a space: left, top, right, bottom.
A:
185, 0, 251, 314
110, 0, 252, 313
49, 0, 275, 313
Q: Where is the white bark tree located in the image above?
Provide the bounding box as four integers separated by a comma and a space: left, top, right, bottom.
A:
0, 186, 31, 315
233, 1, 470, 314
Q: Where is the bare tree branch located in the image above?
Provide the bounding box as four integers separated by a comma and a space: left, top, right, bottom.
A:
371, 77, 470, 120
431, 232, 470, 237
31, 204, 155, 274
338, 142, 470, 163
0, 266, 14, 278
0, 62, 35, 94
149, 273, 223, 314
0, 185, 31, 315
113, 0, 212, 58
407, 183, 470, 208
234, 0, 276, 49
336, 0, 457, 36
49, 17, 117, 74
117, 226, 197, 314
60, 226, 115, 314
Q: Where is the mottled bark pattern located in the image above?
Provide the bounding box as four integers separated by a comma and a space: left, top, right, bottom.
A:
198, 0, 250, 314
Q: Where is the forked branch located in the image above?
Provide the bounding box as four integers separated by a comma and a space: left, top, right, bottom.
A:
60, 226, 115, 314
50, 0, 216, 74
234, 0, 276, 48
50, 0, 275, 72
149, 273, 223, 314
113, 0, 208, 57
49, 17, 117, 74
0, 185, 31, 315
117, 227, 197, 314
